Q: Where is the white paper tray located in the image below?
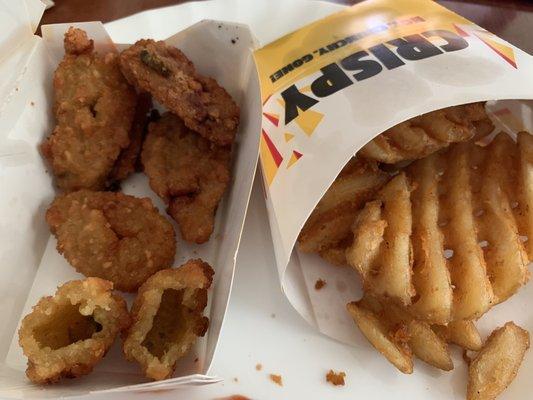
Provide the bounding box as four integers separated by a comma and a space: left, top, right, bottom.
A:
0, 0, 261, 397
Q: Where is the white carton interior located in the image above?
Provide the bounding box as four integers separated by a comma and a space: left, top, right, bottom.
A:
0, 2, 260, 398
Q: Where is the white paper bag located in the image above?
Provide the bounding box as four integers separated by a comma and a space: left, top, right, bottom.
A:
254, 0, 533, 347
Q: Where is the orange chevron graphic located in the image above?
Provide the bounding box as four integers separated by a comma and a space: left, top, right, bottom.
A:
260, 129, 283, 186
474, 32, 517, 68
263, 112, 280, 126
287, 150, 303, 169
451, 24, 516, 69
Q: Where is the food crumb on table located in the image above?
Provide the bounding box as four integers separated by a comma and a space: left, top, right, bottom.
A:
326, 369, 346, 386
233, 377, 239, 382
269, 373, 283, 386
255, 363, 262, 371
315, 278, 326, 290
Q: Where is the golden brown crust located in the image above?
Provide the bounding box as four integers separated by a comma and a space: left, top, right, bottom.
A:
298, 157, 389, 257
18, 278, 130, 384
467, 322, 530, 400
123, 259, 214, 380
348, 132, 531, 323
46, 190, 176, 292
109, 92, 152, 183
63, 27, 94, 55
142, 113, 231, 243
358, 102, 493, 164
119, 39, 239, 146
41, 27, 137, 191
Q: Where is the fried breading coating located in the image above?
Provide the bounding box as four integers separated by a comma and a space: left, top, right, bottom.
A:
358, 102, 493, 164
18, 278, 130, 384
108, 92, 152, 183
119, 39, 239, 146
63, 27, 93, 55
141, 113, 231, 244
123, 259, 214, 380
46, 190, 176, 292
41, 27, 137, 191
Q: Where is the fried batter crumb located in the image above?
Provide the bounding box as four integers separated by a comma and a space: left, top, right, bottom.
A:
233, 377, 238, 382
269, 374, 283, 386
64, 27, 94, 55
18, 278, 130, 384
141, 113, 231, 243
43, 28, 137, 191
255, 363, 262, 371
326, 370, 346, 386
119, 39, 239, 146
122, 260, 214, 380
315, 279, 327, 290
46, 190, 176, 292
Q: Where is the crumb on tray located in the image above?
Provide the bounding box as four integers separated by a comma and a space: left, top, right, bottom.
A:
326, 370, 346, 386
269, 374, 283, 386
315, 279, 326, 290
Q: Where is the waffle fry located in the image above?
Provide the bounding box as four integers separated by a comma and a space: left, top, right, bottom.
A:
467, 322, 530, 400
432, 320, 482, 351
475, 133, 529, 303
346, 132, 531, 323
516, 132, 533, 260
346, 301, 413, 374
358, 102, 493, 164
409, 154, 453, 324
347, 173, 415, 305
407, 320, 453, 372
297, 157, 389, 264
348, 295, 453, 372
